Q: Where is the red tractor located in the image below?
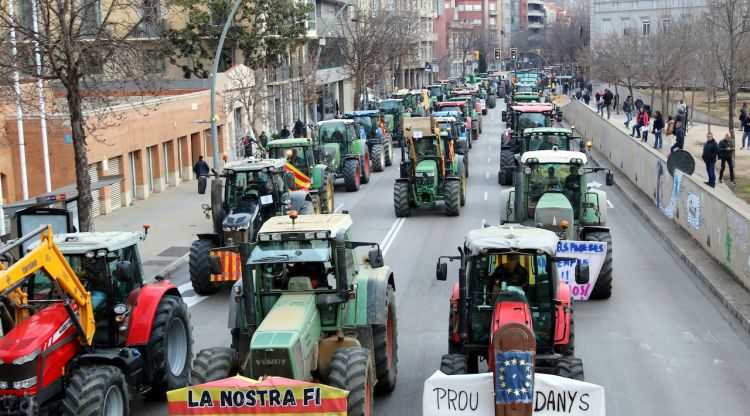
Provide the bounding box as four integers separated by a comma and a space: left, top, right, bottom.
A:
436, 225, 587, 382
0, 225, 192, 415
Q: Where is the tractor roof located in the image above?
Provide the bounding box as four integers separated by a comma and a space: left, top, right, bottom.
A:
433, 111, 461, 118
380, 98, 404, 103
523, 127, 572, 135
317, 119, 354, 126
223, 157, 286, 172
44, 232, 143, 254
465, 224, 558, 256
436, 101, 465, 106
511, 105, 553, 113
434, 116, 457, 122
521, 149, 587, 165
258, 214, 353, 236
344, 110, 379, 117
267, 138, 311, 148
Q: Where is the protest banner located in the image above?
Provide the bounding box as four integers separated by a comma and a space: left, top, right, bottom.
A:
556, 240, 608, 300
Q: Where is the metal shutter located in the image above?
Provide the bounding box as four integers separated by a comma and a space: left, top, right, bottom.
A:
108, 157, 121, 211
88, 164, 100, 217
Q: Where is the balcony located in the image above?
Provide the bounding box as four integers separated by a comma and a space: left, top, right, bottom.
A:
489, 9, 497, 16
527, 20, 544, 30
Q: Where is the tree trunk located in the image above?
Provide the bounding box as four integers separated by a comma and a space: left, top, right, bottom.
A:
649, 87, 656, 109
707, 87, 713, 132
666, 90, 671, 116
354, 72, 364, 111
728, 81, 736, 140
660, 88, 665, 115
65, 80, 94, 232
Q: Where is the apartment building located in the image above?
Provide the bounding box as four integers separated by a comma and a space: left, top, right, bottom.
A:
589, 0, 708, 41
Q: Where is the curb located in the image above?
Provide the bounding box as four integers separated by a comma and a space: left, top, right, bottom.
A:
153, 252, 190, 283
587, 149, 750, 335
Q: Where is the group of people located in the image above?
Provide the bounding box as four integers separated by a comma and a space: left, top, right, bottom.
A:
702, 132, 736, 188
239, 118, 309, 158
622, 96, 688, 154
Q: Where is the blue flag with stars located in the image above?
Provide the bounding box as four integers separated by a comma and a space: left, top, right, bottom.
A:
494, 351, 534, 404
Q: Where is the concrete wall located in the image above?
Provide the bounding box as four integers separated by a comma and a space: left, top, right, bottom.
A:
564, 100, 750, 291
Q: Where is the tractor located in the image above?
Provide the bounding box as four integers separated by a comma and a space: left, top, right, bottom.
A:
189, 158, 316, 295
499, 150, 615, 299
433, 114, 470, 176
266, 138, 336, 214
343, 110, 394, 172
435, 100, 480, 142
427, 83, 448, 103
0, 224, 192, 415
476, 77, 497, 109
498, 104, 564, 185
449, 89, 484, 127
394, 117, 467, 217
378, 98, 407, 146
191, 213, 398, 416
315, 119, 371, 192
436, 224, 589, 383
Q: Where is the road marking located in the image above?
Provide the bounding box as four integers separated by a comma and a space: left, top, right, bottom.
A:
178, 282, 210, 309
485, 172, 489, 179
334, 203, 344, 213
382, 217, 406, 256
487, 157, 491, 163
607, 200, 614, 209
483, 192, 488, 201
488, 145, 492, 151
481, 218, 486, 227
682, 331, 698, 342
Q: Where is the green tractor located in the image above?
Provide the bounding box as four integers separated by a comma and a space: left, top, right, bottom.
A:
192, 213, 398, 416
476, 77, 497, 109
499, 149, 615, 299
344, 110, 394, 172
448, 90, 483, 135
394, 117, 467, 217
378, 98, 407, 146
427, 83, 448, 104
266, 138, 336, 214
436, 100, 479, 142
393, 88, 427, 116
189, 158, 316, 295
315, 119, 371, 192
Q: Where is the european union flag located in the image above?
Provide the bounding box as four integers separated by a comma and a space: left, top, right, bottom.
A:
494, 351, 534, 404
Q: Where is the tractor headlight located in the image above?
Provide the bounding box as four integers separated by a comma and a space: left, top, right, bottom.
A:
425, 171, 435, 177
12, 350, 39, 365
13, 376, 36, 389
0, 381, 7, 389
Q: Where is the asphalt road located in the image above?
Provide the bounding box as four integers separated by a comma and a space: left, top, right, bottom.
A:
137, 101, 750, 415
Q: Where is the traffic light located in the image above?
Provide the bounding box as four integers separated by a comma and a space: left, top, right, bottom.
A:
510, 48, 517, 60
473, 50, 480, 61
494, 48, 502, 60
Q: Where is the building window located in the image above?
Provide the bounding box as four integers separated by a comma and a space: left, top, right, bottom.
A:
642, 19, 650, 36
661, 17, 670, 32
458, 4, 465, 11
307, 0, 316, 31
145, 50, 165, 73
490, 17, 496, 25
81, 0, 100, 38
489, 3, 496, 11
473, 19, 481, 25
623, 27, 630, 36
473, 4, 482, 11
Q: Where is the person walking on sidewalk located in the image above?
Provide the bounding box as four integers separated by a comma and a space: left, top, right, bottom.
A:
582, 89, 591, 106
743, 115, 750, 149
193, 155, 210, 178
702, 132, 719, 188
595, 90, 602, 114
740, 102, 747, 130
603, 88, 614, 119
718, 133, 736, 184
623, 96, 633, 128
669, 121, 686, 155
652, 111, 664, 149
634, 97, 643, 113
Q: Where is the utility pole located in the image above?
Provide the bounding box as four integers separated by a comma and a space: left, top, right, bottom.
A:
7, 0, 28, 200
31, 0, 51, 192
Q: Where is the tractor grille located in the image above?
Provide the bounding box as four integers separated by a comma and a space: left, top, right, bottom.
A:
0, 361, 36, 387
251, 349, 293, 379
415, 174, 434, 186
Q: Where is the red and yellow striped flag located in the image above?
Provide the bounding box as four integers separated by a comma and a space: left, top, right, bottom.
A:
285, 162, 311, 190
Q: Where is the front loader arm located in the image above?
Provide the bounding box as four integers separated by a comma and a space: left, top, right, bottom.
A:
0, 225, 95, 346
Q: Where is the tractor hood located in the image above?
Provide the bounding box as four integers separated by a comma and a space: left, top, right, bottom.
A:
223, 211, 255, 230
0, 303, 78, 363
321, 143, 341, 166
416, 160, 437, 174
534, 192, 574, 237
250, 293, 321, 381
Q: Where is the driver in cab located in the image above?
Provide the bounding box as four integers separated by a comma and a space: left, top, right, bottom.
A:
544, 167, 562, 191
491, 256, 530, 291
564, 166, 582, 217
286, 148, 306, 169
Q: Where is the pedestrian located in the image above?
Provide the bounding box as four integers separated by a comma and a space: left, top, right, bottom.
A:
740, 102, 748, 130
603, 88, 614, 119
718, 133, 736, 184
743, 115, 750, 149
193, 155, 210, 178
669, 121, 686, 156
279, 124, 291, 139
677, 99, 687, 115
640, 109, 650, 144
293, 119, 305, 138
575, 89, 582, 101
665, 115, 675, 148
702, 132, 719, 188
634, 97, 644, 113
652, 111, 664, 149
632, 107, 648, 139
595, 90, 602, 114
242, 134, 253, 157
582, 89, 590, 105
623, 96, 633, 129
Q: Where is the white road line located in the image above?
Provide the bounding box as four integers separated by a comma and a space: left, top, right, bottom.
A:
483, 192, 488, 201
381, 218, 401, 249
485, 172, 490, 179
488, 145, 492, 151
334, 203, 344, 213
382, 218, 406, 256
178, 282, 210, 309
487, 157, 491, 163
481, 218, 486, 227
607, 200, 614, 209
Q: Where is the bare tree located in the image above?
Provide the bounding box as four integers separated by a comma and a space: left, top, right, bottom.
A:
591, 32, 644, 99
0, 0, 169, 231
641, 21, 692, 116
544, 12, 589, 66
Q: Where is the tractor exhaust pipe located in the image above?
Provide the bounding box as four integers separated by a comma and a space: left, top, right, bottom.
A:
239, 242, 256, 332
513, 166, 525, 224
335, 231, 348, 300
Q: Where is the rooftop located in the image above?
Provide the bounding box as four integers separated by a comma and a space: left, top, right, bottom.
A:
521, 149, 588, 165
258, 214, 353, 235
465, 224, 559, 256
223, 158, 287, 172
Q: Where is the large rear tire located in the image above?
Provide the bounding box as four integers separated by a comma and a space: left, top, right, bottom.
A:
372, 285, 398, 394
63, 365, 129, 416
344, 159, 361, 192
146, 295, 193, 398
440, 354, 467, 375
557, 357, 584, 381
385, 140, 394, 166
189, 239, 220, 295
319, 174, 335, 214
394, 182, 411, 217
361, 153, 371, 184
459, 166, 467, 207
371, 144, 385, 172
444, 179, 460, 216
191, 347, 241, 384
197, 176, 207, 194
329, 347, 374, 416
584, 231, 613, 299
499, 149, 515, 186
488, 95, 497, 109
471, 129, 478, 141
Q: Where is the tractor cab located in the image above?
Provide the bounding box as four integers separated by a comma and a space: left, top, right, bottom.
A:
393, 89, 426, 115
521, 127, 583, 153
503, 104, 559, 140
316, 120, 360, 165
434, 115, 468, 159
427, 84, 447, 102
267, 138, 314, 172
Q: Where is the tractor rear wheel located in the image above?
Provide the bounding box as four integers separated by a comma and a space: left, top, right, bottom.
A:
393, 182, 411, 217
471, 129, 478, 141
499, 150, 515, 186
385, 140, 394, 166
191, 347, 241, 384
330, 347, 374, 416
63, 365, 129, 416
372, 285, 398, 394
584, 231, 613, 299
557, 357, 584, 381
146, 295, 192, 398
444, 180, 461, 216
440, 354, 467, 375
459, 167, 467, 207
319, 174, 335, 214
361, 153, 371, 184
488, 95, 497, 108
189, 239, 220, 295
371, 144, 385, 172
344, 159, 361, 192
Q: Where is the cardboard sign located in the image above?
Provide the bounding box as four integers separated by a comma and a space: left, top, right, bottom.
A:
423, 371, 605, 416
555, 240, 608, 300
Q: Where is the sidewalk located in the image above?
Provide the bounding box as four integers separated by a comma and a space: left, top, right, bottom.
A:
94, 179, 213, 279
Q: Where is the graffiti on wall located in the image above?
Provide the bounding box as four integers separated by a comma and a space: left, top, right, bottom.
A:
686, 192, 703, 230
659, 166, 684, 219
725, 208, 750, 275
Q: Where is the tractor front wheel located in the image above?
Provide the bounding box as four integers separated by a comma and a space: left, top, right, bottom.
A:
499, 150, 515, 186
189, 239, 220, 295
385, 140, 394, 166
361, 153, 371, 184
371, 144, 385, 172
471, 129, 478, 141
488, 95, 497, 108
444, 180, 461, 217
63, 365, 129, 416
319, 174, 335, 214
146, 295, 192, 398
393, 182, 411, 217
440, 354, 467, 375
557, 357, 584, 381
330, 347, 374, 416
344, 159, 361, 192
372, 285, 398, 394
191, 347, 241, 384
584, 231, 613, 299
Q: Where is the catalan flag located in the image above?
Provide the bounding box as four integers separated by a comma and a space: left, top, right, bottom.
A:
285, 162, 311, 190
